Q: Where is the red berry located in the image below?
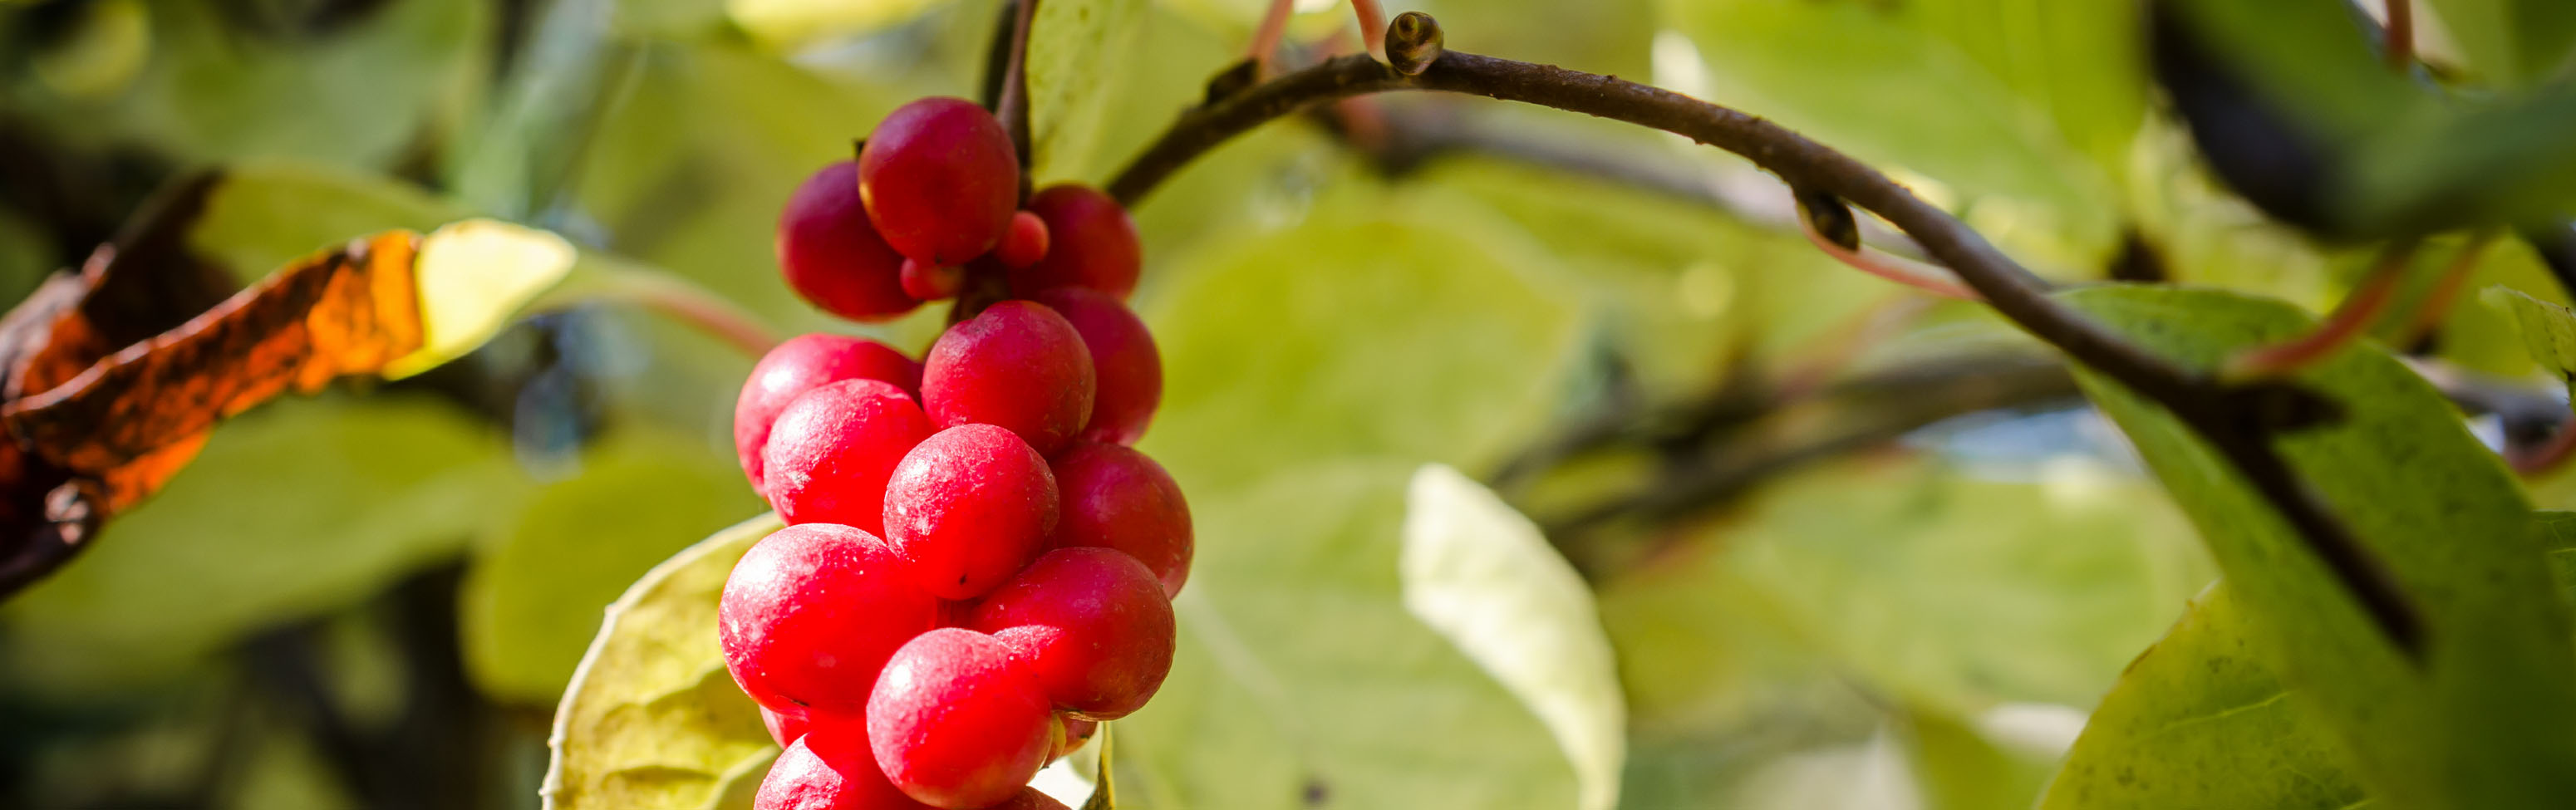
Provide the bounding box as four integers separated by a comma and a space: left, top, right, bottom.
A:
1050, 716, 1097, 759
968, 547, 1175, 719
1050, 443, 1192, 597
756, 730, 933, 810
882, 425, 1059, 600
1008, 185, 1140, 299
996, 211, 1051, 269
721, 524, 939, 716
735, 335, 921, 490
922, 301, 1096, 455
762, 706, 811, 749
901, 259, 966, 302
859, 97, 1020, 266
868, 629, 1054, 809
778, 161, 918, 321
987, 789, 1073, 810
1028, 288, 1160, 445
762, 380, 935, 534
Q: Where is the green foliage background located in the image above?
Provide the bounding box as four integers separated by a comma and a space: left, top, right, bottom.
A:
6, 0, 2576, 808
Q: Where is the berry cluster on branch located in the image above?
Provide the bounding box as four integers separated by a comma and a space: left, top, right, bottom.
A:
725, 96, 1186, 810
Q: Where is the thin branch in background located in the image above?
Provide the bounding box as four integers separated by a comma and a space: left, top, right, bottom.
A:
2384, 0, 2416, 71
1249, 0, 1295, 76
1797, 208, 1979, 301
978, 0, 1020, 109
2220, 239, 2416, 381
1350, 0, 1388, 60
2511, 405, 2576, 475
992, 0, 1041, 193
1771, 295, 1936, 401
1108, 14, 2426, 657
2394, 229, 2496, 348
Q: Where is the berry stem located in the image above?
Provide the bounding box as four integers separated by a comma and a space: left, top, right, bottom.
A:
2394, 229, 2497, 349
1248, 0, 1295, 76
2220, 239, 2417, 382
2384, 0, 2416, 71
994, 0, 1041, 195
1104, 15, 2426, 659
546, 266, 781, 357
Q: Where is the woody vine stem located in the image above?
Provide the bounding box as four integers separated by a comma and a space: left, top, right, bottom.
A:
1106, 12, 2427, 657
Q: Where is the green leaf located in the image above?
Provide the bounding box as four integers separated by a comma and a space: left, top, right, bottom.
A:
388, 218, 583, 379
1115, 461, 1583, 809
2483, 285, 2576, 398
728, 0, 953, 47
2424, 0, 2576, 86
2058, 285, 2576, 808
1140, 194, 1581, 491
461, 434, 766, 705
190, 163, 468, 282
1655, 0, 2135, 268
2038, 585, 2365, 810
1025, 0, 1148, 181
1399, 464, 1625, 810
541, 513, 780, 810
0, 398, 519, 695
2043, 511, 2576, 809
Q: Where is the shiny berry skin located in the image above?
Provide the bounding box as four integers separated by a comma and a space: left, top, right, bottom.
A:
777, 161, 918, 321
882, 425, 1059, 600
1007, 185, 1140, 299
968, 547, 1176, 719
900, 259, 965, 302
761, 706, 811, 749
868, 629, 1055, 809
922, 301, 1096, 456
755, 731, 933, 810
762, 380, 935, 535
858, 97, 1020, 266
1050, 716, 1097, 759
995, 211, 1051, 269
1029, 288, 1160, 445
988, 789, 1073, 810
735, 335, 922, 490
1050, 443, 1192, 597
721, 524, 939, 716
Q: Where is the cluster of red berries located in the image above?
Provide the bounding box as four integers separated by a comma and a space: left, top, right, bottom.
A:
722, 96, 1189, 810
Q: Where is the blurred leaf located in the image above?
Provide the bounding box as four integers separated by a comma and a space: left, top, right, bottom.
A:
0, 397, 518, 695
461, 433, 764, 705
729, 0, 954, 47
9, 0, 489, 173
1903, 708, 2065, 810
191, 164, 465, 283
1025, 0, 1148, 181
2060, 285, 2576, 808
1116, 461, 1581, 809
2038, 585, 2362, 809
541, 513, 779, 810
1716, 456, 2212, 714
1399, 464, 1625, 810
2482, 285, 2576, 398
1656, 0, 2133, 268
448, 0, 638, 218
2424, 0, 2576, 86
1140, 195, 1581, 491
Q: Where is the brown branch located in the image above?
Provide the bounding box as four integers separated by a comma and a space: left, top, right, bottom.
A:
1109, 17, 2426, 655
993, 0, 1040, 196
2384, 0, 2416, 71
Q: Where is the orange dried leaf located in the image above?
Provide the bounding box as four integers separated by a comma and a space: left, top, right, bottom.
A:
2, 231, 425, 509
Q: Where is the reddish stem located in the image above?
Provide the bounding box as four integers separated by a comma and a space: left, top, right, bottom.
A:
2514, 407, 2576, 475
2395, 230, 2496, 348
1352, 0, 1388, 60
1798, 214, 1979, 302
1250, 0, 1295, 75
2222, 241, 2416, 381
2385, 0, 2416, 71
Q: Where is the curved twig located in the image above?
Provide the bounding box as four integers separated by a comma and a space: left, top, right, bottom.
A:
1109, 21, 2426, 656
